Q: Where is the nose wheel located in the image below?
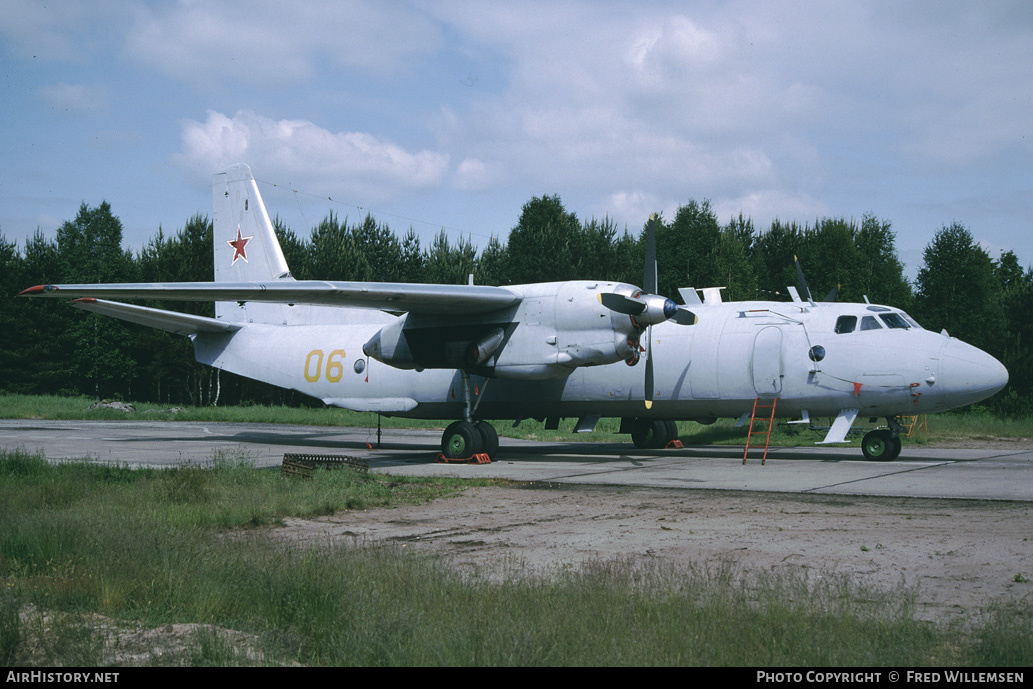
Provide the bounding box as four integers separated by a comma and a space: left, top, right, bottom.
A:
861, 429, 902, 461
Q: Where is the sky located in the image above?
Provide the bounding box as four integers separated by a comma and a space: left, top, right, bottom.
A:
2, 0, 1032, 280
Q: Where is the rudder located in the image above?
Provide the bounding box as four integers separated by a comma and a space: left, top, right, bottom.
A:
212, 164, 293, 323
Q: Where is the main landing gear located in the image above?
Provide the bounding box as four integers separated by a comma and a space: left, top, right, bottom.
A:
860, 417, 904, 461
630, 419, 680, 450
440, 420, 499, 461
439, 370, 499, 462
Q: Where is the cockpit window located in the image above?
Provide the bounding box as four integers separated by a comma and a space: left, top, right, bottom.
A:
860, 315, 883, 331
837, 312, 921, 334
879, 313, 911, 329
835, 315, 857, 334
901, 312, 922, 329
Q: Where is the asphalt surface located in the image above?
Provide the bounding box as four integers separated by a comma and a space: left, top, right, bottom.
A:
3, 419, 1032, 501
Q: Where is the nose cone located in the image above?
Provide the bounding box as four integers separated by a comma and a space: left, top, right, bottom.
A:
662, 298, 679, 320
938, 339, 1009, 408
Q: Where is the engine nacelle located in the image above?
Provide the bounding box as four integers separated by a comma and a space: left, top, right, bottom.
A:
362, 317, 417, 369
362, 281, 649, 379
363, 317, 509, 371
490, 281, 643, 378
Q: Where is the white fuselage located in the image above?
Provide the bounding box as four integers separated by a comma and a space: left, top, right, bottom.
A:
192, 293, 1008, 424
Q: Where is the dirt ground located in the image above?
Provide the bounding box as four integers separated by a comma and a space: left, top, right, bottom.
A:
278, 441, 1033, 623
19, 441, 1032, 665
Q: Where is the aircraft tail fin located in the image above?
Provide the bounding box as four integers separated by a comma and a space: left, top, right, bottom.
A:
213, 163, 291, 282
212, 164, 293, 322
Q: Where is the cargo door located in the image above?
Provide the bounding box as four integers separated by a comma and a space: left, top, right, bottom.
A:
752, 326, 784, 397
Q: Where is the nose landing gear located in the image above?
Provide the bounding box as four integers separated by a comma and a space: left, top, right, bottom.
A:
861, 417, 904, 461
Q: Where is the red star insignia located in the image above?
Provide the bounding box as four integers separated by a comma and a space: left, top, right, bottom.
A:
227, 226, 253, 264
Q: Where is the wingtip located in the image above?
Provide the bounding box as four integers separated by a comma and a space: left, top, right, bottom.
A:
18, 284, 56, 296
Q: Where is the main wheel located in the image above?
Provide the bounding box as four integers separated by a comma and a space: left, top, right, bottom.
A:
631, 419, 671, 450
861, 430, 901, 461
475, 421, 499, 460
441, 421, 483, 459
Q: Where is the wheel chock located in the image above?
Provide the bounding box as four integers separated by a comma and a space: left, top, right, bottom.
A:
435, 452, 492, 465
665, 439, 684, 449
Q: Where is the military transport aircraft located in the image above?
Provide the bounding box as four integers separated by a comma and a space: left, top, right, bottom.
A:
20, 164, 1009, 462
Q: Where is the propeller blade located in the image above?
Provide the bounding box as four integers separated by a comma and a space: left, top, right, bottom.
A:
644, 214, 658, 294
670, 308, 698, 326
794, 255, 813, 303
823, 284, 839, 302
598, 292, 646, 315
644, 324, 654, 409
599, 212, 694, 410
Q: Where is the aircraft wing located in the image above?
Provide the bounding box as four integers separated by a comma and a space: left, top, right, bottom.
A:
20, 280, 522, 316
69, 298, 243, 336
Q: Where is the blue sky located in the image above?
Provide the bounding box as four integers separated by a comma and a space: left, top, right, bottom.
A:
2, 0, 1032, 280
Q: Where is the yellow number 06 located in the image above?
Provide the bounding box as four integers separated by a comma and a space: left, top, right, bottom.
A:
304, 349, 346, 383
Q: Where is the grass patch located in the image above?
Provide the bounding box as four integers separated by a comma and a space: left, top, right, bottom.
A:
5, 392, 1031, 450
0, 392, 443, 429
920, 410, 1033, 442
1, 447, 1030, 666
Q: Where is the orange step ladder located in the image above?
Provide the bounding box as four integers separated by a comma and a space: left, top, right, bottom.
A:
743, 397, 778, 465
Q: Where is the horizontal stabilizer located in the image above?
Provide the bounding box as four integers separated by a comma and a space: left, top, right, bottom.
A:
69, 298, 242, 336
22, 281, 522, 316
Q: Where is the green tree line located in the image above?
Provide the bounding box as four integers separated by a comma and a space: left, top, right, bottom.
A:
2, 195, 1030, 413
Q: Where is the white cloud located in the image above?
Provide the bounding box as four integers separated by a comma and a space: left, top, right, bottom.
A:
5, 0, 1033, 260
123, 0, 441, 87
452, 158, 495, 191
424, 4, 829, 212
626, 15, 722, 88
602, 190, 668, 227
429, 1, 1033, 239
175, 110, 449, 201
713, 190, 827, 229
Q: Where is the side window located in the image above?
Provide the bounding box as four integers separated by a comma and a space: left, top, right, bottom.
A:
860, 315, 883, 331
901, 312, 923, 329
835, 315, 857, 334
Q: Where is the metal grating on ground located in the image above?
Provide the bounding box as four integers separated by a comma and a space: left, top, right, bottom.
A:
282, 453, 370, 478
